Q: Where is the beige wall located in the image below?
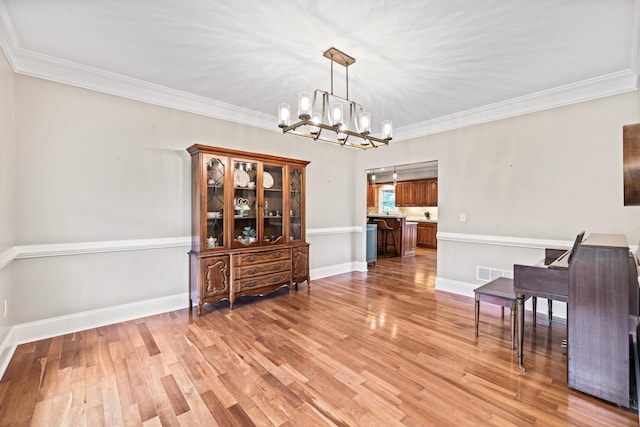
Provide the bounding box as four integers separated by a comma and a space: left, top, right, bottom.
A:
0, 48, 15, 344
0, 49, 14, 250
10, 74, 359, 323
358, 90, 640, 295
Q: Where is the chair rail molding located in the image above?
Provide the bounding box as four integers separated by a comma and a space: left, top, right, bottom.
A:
0, 227, 363, 271
0, 237, 191, 271
436, 231, 574, 250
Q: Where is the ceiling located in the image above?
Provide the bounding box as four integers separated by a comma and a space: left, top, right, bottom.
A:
0, 0, 638, 142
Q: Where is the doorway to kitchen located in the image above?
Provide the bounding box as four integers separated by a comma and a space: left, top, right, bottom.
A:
366, 160, 439, 261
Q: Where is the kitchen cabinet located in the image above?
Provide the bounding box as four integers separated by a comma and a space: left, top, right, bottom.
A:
426, 179, 438, 206
417, 222, 437, 248
395, 182, 404, 206
367, 183, 378, 208
402, 222, 417, 256
187, 144, 310, 314
395, 178, 437, 207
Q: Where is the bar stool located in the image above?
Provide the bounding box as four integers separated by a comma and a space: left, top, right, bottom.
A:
373, 219, 397, 256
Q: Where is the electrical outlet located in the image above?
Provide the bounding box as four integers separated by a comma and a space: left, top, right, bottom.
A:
459, 213, 467, 223
3, 300, 6, 318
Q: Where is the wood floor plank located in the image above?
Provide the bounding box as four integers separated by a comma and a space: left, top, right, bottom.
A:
1, 247, 638, 426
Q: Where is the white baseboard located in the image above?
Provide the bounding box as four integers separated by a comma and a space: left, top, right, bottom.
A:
0, 292, 188, 379
13, 293, 189, 346
311, 261, 366, 280
0, 327, 17, 379
435, 277, 476, 297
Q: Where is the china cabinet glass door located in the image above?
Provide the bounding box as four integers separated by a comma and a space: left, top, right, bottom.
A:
232, 159, 258, 247
262, 164, 284, 244
205, 154, 226, 250
289, 167, 303, 242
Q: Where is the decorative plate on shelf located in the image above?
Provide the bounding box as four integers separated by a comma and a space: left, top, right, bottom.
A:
263, 172, 274, 189
234, 169, 250, 187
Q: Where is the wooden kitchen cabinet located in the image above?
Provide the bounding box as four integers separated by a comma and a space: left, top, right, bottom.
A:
395, 178, 438, 207
367, 183, 378, 208
417, 222, 437, 248
395, 182, 404, 206
402, 222, 417, 256
187, 144, 310, 314
426, 179, 438, 206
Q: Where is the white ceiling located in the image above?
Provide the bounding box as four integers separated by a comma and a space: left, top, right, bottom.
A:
0, 0, 639, 142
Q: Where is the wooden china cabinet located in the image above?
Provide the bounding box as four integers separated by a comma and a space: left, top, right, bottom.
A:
187, 144, 310, 315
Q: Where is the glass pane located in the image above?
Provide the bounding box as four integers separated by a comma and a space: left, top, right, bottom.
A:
381, 188, 398, 213
289, 168, 302, 241
205, 155, 225, 248
233, 160, 258, 246
263, 164, 284, 244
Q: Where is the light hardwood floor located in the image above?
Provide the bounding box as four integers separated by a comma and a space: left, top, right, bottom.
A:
0, 248, 637, 426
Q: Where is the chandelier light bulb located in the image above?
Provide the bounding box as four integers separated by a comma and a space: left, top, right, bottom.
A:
360, 112, 371, 134
338, 123, 348, 141
310, 112, 321, 135
331, 103, 343, 126
278, 103, 290, 127
382, 120, 393, 139
298, 92, 312, 120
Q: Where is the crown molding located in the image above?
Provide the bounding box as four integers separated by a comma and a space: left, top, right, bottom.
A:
393, 69, 639, 142
0, 2, 638, 142
12, 48, 277, 131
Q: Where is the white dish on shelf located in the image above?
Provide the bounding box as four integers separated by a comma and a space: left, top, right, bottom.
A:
263, 171, 274, 189
207, 211, 222, 219
234, 169, 250, 187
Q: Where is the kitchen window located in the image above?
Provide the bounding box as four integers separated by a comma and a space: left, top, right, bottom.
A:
381, 187, 398, 213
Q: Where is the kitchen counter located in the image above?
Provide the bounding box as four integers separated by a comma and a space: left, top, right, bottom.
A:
406, 217, 437, 223
367, 215, 416, 257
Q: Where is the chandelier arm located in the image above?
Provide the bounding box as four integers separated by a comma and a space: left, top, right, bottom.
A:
322, 92, 330, 125
330, 52, 334, 96
346, 65, 349, 101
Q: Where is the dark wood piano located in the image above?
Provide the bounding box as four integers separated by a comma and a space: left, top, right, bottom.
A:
514, 233, 639, 408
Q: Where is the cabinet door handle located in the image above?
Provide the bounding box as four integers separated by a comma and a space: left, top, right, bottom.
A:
243, 280, 258, 288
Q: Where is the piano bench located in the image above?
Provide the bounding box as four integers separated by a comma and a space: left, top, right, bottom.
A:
474, 277, 539, 349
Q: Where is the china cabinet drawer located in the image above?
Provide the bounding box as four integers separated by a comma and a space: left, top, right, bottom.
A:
234, 260, 289, 279
234, 249, 290, 266
235, 271, 292, 293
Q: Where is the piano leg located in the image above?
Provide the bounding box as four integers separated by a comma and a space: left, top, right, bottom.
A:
516, 293, 526, 372
548, 299, 553, 323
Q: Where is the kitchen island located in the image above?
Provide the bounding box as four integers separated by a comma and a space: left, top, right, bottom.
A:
367, 215, 417, 257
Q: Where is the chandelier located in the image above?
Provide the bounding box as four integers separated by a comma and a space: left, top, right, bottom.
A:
278, 47, 392, 149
